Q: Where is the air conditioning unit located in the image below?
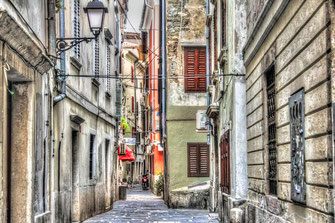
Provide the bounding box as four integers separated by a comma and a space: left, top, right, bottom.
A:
196, 110, 208, 132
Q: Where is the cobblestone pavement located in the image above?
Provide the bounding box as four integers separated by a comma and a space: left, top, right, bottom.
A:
83, 185, 219, 223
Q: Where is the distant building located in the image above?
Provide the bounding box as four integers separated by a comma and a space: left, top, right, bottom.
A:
164, 0, 210, 209
121, 32, 146, 184
140, 0, 165, 193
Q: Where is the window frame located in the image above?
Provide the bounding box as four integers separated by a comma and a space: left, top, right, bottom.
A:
184, 47, 207, 93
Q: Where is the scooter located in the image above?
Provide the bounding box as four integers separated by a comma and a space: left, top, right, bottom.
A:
142, 174, 148, 190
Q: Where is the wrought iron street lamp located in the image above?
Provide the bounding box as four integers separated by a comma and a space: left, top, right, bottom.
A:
56, 0, 108, 55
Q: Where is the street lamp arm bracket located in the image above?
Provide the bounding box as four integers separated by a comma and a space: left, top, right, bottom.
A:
56, 37, 96, 55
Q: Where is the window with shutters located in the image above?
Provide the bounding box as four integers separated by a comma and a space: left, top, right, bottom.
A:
93, 39, 100, 76
106, 44, 111, 92
72, 0, 80, 58
220, 131, 230, 194
131, 66, 134, 83
184, 47, 207, 93
266, 65, 277, 195
187, 143, 209, 177
131, 96, 135, 113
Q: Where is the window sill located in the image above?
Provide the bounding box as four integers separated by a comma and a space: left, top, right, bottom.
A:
70, 56, 82, 71
105, 91, 111, 98
184, 90, 207, 93
92, 78, 100, 88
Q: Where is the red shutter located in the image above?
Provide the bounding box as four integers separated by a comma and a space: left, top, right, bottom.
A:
220, 131, 230, 194
185, 48, 207, 92
131, 66, 134, 83
185, 49, 197, 91
198, 49, 206, 91
222, 0, 226, 46
132, 96, 134, 112
214, 6, 218, 71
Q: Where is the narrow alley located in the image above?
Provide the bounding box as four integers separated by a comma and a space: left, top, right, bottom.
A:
83, 186, 218, 223
1, 0, 335, 222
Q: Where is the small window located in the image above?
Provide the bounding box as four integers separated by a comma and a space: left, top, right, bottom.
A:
72, 0, 81, 58
89, 134, 96, 180
106, 44, 111, 92
93, 39, 100, 76
266, 65, 277, 195
184, 47, 206, 92
187, 143, 209, 177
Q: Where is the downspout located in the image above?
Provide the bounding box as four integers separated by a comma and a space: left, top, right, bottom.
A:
54, 0, 66, 104
161, 0, 169, 206
206, 0, 210, 108
115, 1, 121, 152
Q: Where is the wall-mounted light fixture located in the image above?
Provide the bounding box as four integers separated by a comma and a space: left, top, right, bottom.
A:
56, 0, 108, 55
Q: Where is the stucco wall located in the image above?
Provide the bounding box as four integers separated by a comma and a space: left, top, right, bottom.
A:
245, 0, 333, 222
166, 0, 208, 193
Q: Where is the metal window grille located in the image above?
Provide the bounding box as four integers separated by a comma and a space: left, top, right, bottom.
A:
94, 39, 100, 76
106, 45, 111, 92
266, 66, 277, 195
73, 0, 80, 58
290, 89, 306, 204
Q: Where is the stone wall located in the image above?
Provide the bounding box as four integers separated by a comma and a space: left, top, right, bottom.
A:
244, 0, 334, 222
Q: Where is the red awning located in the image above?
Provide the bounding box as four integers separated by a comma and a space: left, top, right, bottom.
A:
119, 145, 135, 162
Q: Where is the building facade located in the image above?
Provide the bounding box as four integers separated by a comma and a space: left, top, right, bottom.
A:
243, 0, 334, 222
121, 32, 146, 184
207, 0, 247, 221
140, 0, 165, 193
165, 0, 210, 209
0, 0, 54, 222
52, 0, 122, 222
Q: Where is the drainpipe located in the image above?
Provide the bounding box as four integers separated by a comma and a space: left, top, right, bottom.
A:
161, 0, 169, 206
206, 0, 210, 108
54, 0, 66, 104
115, 0, 121, 150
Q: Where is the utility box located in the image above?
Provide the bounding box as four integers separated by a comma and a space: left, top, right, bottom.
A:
196, 110, 207, 132
119, 185, 127, 200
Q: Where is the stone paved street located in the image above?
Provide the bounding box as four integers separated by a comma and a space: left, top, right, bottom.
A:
83, 186, 219, 223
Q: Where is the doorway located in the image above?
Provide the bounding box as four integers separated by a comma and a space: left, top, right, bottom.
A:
71, 130, 80, 222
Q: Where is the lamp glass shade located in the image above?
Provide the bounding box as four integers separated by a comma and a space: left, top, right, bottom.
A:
87, 8, 104, 35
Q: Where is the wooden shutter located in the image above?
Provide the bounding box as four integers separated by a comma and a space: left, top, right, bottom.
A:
214, 6, 218, 71
185, 49, 197, 91
198, 49, 206, 91
221, 0, 226, 46
220, 131, 230, 194
188, 143, 209, 177
185, 47, 207, 92
199, 144, 209, 177
131, 66, 134, 83
188, 144, 199, 177
131, 96, 135, 113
